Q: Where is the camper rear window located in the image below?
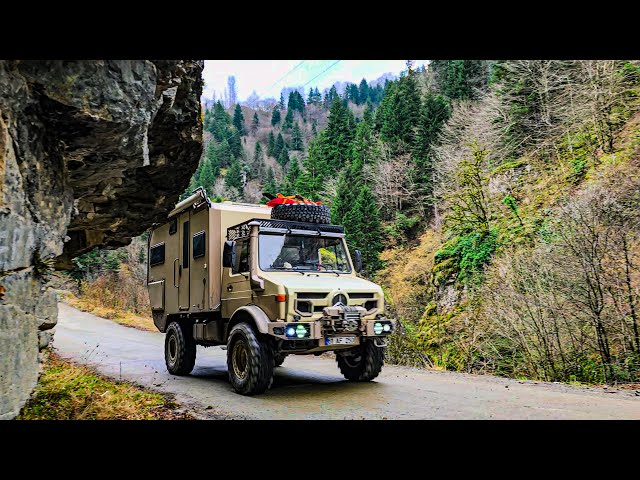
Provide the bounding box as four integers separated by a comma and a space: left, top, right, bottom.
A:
150, 243, 165, 266
169, 218, 177, 235
193, 231, 205, 258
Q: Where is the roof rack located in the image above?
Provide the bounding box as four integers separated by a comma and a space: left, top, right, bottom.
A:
227, 219, 345, 241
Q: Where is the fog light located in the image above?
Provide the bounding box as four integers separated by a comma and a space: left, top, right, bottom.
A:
374, 322, 383, 335
295, 324, 307, 338
286, 327, 296, 337
273, 326, 285, 335
383, 324, 391, 332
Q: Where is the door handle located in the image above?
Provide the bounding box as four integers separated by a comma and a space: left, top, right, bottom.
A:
173, 258, 179, 288
227, 285, 233, 292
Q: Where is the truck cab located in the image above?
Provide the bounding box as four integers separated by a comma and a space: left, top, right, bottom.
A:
147, 188, 395, 395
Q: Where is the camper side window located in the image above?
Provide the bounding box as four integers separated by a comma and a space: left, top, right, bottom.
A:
149, 243, 165, 266
233, 240, 249, 274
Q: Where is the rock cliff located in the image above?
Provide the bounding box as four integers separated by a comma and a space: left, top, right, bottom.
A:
0, 60, 203, 419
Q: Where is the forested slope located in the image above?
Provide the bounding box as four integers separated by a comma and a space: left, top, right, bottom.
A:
76, 60, 640, 385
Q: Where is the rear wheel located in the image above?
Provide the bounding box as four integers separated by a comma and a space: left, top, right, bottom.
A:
227, 323, 275, 395
336, 340, 384, 381
165, 321, 196, 375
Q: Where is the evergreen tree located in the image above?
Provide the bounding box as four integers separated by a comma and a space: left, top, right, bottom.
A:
291, 122, 304, 150
251, 112, 259, 132
279, 92, 286, 110
282, 108, 294, 130
274, 132, 285, 159
216, 139, 232, 167
228, 131, 243, 159
271, 107, 281, 126
413, 93, 451, 204
346, 83, 360, 104
261, 167, 278, 202
287, 90, 305, 115
277, 145, 290, 167
225, 158, 244, 190
252, 142, 265, 178
376, 71, 422, 150
431, 60, 489, 101
267, 131, 275, 157
307, 88, 315, 105
299, 99, 355, 198
280, 157, 302, 194
233, 104, 245, 135
358, 79, 370, 105
343, 185, 383, 273
311, 119, 318, 136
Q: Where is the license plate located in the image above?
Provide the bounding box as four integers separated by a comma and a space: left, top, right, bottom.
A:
326, 336, 355, 345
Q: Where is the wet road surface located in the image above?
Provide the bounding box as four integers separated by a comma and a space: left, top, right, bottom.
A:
54, 303, 640, 419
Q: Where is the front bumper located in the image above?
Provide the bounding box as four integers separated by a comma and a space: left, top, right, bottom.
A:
266, 317, 397, 344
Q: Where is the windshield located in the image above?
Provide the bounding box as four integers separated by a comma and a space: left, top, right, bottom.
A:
259, 234, 352, 273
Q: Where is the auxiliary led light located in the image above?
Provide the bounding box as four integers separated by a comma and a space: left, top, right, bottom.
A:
373, 322, 383, 335
286, 327, 296, 337
295, 324, 307, 338
383, 324, 391, 332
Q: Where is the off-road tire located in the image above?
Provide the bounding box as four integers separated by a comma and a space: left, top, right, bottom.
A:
227, 323, 275, 395
271, 204, 331, 224
165, 321, 196, 375
274, 353, 288, 367
336, 340, 384, 381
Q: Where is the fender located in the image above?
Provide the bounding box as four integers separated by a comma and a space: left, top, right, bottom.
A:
227, 304, 271, 337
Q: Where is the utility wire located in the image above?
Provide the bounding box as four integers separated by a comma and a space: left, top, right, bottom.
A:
302, 60, 341, 88
261, 60, 306, 97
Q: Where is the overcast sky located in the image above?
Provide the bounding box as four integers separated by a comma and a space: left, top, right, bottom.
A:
202, 60, 429, 102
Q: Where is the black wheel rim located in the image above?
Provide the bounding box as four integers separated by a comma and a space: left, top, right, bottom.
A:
232, 339, 249, 380
168, 334, 178, 364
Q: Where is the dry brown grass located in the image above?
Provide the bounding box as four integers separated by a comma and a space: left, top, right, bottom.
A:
62, 292, 156, 332
18, 353, 191, 420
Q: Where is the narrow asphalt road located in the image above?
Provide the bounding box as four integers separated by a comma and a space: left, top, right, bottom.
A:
54, 303, 640, 419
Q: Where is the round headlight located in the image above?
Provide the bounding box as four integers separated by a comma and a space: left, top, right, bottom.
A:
383, 324, 391, 332
286, 327, 296, 337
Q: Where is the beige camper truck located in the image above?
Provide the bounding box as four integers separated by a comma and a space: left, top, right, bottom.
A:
147, 188, 396, 395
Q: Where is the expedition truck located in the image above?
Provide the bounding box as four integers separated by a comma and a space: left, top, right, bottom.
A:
147, 187, 396, 395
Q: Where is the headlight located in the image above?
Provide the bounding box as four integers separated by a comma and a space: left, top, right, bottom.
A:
285, 323, 310, 338
374, 322, 383, 335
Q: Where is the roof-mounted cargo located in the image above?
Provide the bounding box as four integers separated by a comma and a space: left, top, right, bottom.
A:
227, 218, 345, 241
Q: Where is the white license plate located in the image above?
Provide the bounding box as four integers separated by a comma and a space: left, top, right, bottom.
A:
326, 336, 355, 345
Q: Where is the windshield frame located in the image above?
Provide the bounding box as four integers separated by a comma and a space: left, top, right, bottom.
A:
257, 232, 353, 274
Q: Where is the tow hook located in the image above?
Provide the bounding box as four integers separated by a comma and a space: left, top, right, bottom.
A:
373, 338, 387, 348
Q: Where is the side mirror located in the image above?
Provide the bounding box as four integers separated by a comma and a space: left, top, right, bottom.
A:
223, 241, 236, 269
353, 250, 363, 273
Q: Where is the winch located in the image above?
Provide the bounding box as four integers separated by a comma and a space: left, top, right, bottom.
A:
321, 304, 367, 333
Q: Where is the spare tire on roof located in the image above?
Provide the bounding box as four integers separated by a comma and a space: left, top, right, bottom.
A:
271, 203, 331, 224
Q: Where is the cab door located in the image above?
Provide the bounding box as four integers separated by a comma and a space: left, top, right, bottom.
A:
221, 238, 253, 318
178, 212, 190, 310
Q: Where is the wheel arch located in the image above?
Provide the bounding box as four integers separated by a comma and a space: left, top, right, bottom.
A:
226, 305, 271, 341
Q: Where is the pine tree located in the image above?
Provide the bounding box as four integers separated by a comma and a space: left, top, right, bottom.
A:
233, 104, 245, 135
311, 119, 318, 136
413, 93, 451, 204
346, 83, 360, 104
358, 79, 369, 105
228, 131, 243, 159
274, 132, 285, 159
252, 112, 259, 132
261, 167, 278, 202
376, 71, 421, 150
279, 92, 286, 110
280, 157, 302, 194
217, 139, 232, 167
291, 122, 304, 150
267, 131, 275, 157
277, 145, 290, 167
283, 108, 294, 130
344, 185, 383, 273
271, 107, 281, 126
253, 142, 264, 178
225, 158, 244, 190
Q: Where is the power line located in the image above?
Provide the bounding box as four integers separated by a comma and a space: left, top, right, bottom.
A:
261, 60, 306, 97
302, 60, 341, 88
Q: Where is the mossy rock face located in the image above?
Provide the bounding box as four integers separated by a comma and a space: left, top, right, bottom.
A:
0, 60, 204, 419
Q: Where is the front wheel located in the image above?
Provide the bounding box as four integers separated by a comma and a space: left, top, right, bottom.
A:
227, 323, 275, 395
165, 321, 196, 375
336, 340, 384, 381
